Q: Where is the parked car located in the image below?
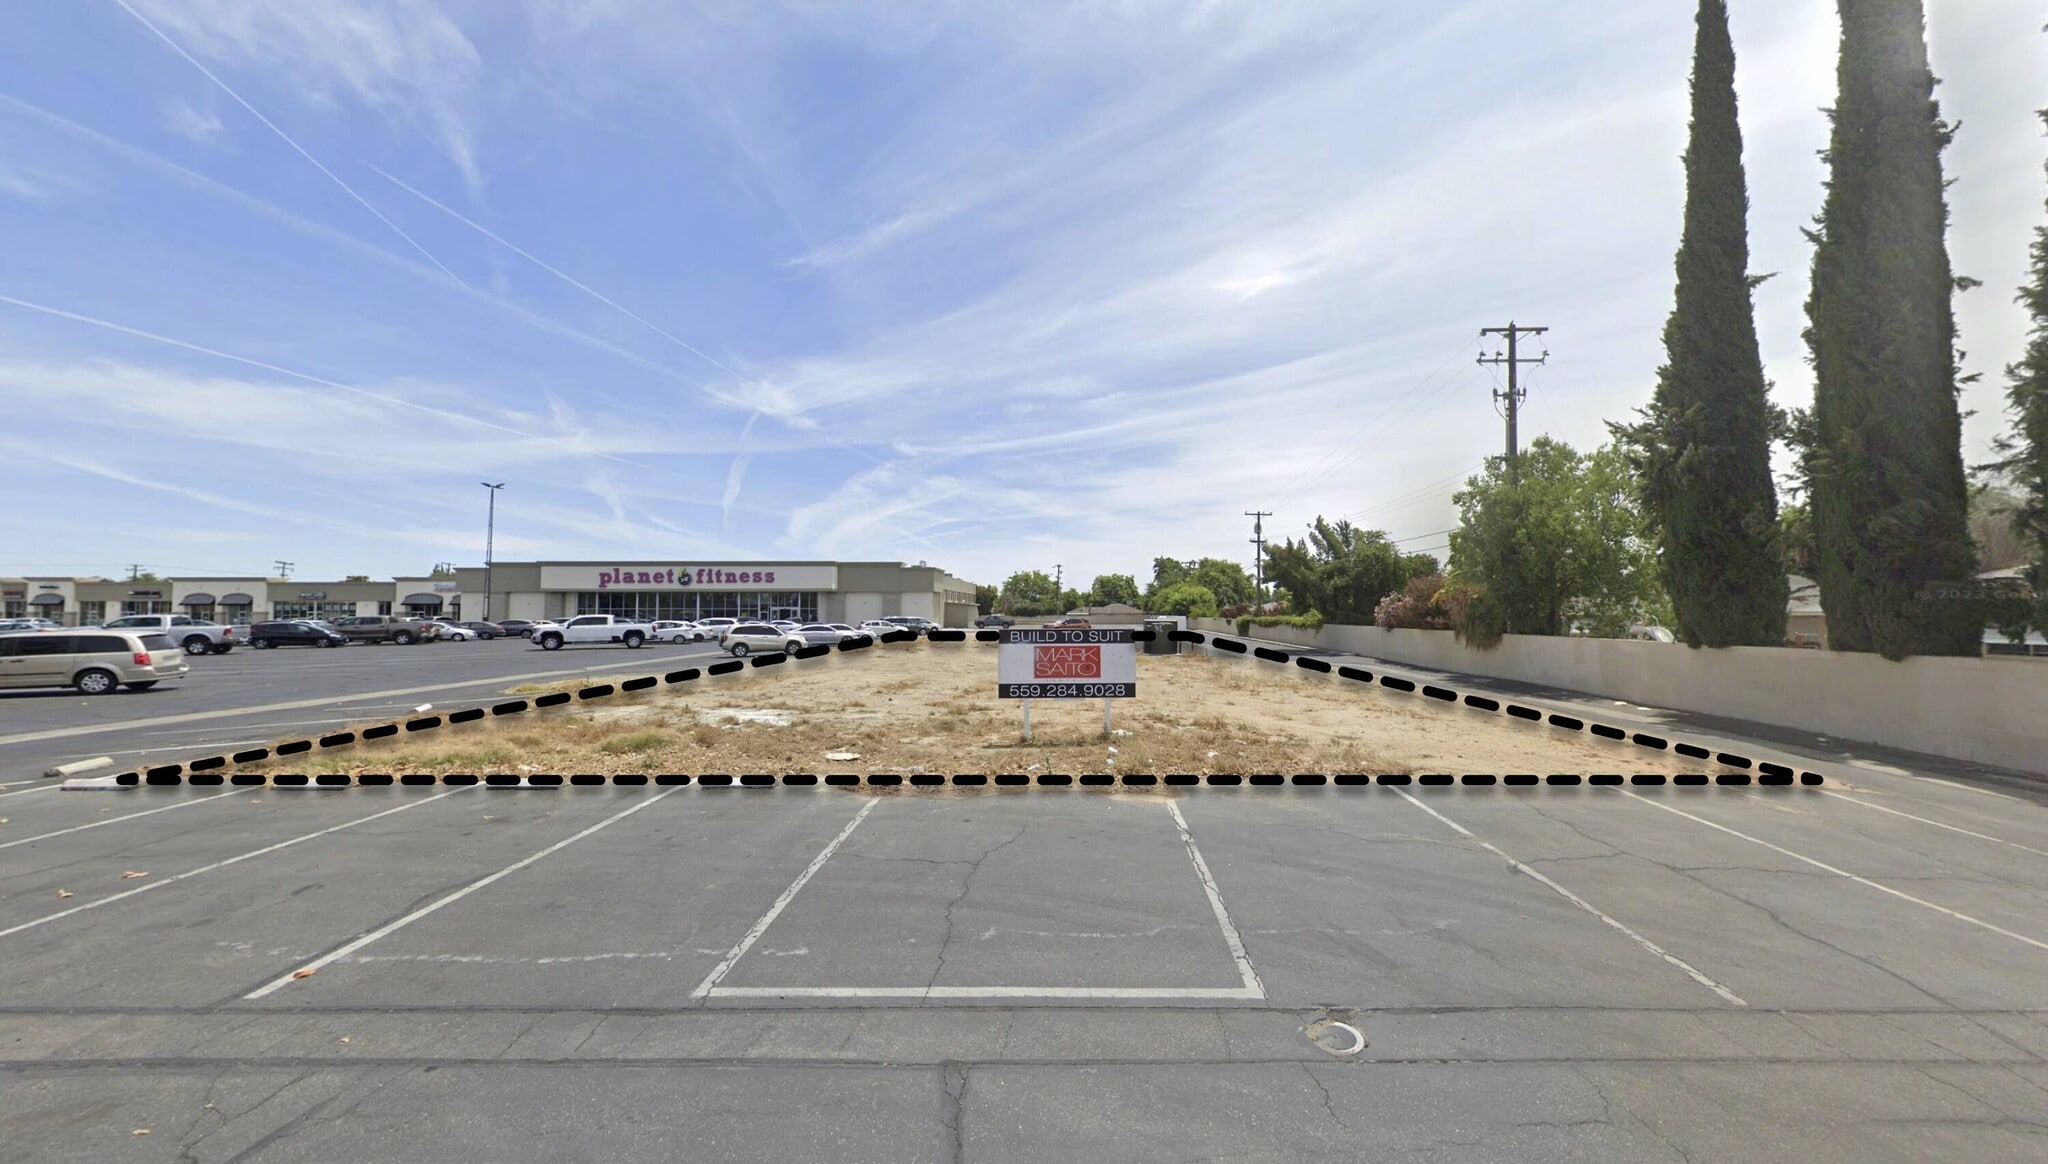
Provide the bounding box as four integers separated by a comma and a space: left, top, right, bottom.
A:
98, 614, 239, 656
495, 619, 543, 638
769, 620, 802, 632
426, 621, 477, 641
794, 623, 866, 645
249, 620, 349, 648
974, 613, 1015, 629
858, 619, 909, 638
0, 628, 189, 693
693, 617, 740, 638
1043, 617, 1092, 629
651, 620, 708, 643
0, 617, 66, 633
451, 621, 504, 639
330, 615, 434, 645
534, 614, 655, 650
721, 623, 805, 656
884, 615, 938, 636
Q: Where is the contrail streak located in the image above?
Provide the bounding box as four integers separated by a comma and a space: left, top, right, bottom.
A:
108, 0, 471, 290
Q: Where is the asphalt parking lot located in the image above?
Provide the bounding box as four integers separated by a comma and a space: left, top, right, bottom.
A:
3, 772, 2046, 1162
0, 636, 730, 782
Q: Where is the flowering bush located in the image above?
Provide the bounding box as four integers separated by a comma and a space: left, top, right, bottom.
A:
1372, 573, 1457, 630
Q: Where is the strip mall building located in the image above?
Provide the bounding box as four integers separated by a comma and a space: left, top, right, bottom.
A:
2, 561, 982, 629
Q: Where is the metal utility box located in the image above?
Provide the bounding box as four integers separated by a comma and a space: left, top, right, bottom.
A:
1143, 618, 1179, 655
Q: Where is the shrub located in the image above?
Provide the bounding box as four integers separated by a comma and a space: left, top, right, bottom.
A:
1372, 573, 1456, 630
1448, 582, 1504, 649
1234, 611, 1324, 636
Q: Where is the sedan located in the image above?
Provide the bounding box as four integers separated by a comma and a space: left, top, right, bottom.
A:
452, 621, 504, 639
794, 623, 866, 645
651, 620, 707, 643
428, 622, 477, 641
1043, 617, 1092, 629
495, 619, 543, 638
250, 620, 349, 648
858, 619, 910, 638
721, 623, 805, 656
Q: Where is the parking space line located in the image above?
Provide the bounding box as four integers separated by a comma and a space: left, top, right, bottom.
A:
0, 787, 254, 851
245, 787, 683, 999
1394, 789, 1747, 1006
0, 778, 40, 789
1164, 801, 1264, 997
692, 799, 881, 1000
0, 785, 61, 801
706, 986, 1267, 999
1618, 789, 2048, 954
0, 788, 469, 940
1819, 790, 2048, 859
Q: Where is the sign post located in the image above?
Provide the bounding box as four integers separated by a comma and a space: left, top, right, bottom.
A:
997, 628, 1137, 740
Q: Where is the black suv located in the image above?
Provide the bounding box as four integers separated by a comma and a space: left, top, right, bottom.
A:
249, 620, 349, 648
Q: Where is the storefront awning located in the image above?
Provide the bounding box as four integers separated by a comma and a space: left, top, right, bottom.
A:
401, 593, 443, 606
28, 593, 64, 606
181, 593, 216, 605
217, 593, 253, 606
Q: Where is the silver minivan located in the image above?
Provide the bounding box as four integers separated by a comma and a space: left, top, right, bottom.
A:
0, 630, 189, 694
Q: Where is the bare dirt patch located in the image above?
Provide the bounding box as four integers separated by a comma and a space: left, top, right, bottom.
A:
225, 641, 1737, 779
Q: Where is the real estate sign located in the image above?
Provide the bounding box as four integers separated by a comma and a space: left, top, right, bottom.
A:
997, 628, 1137, 699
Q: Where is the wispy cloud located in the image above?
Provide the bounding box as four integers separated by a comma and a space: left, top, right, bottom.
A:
161, 101, 223, 144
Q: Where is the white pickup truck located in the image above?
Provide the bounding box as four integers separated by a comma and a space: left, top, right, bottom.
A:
532, 614, 655, 650
98, 614, 240, 655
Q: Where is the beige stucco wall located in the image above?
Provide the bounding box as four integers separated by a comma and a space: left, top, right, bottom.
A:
1191, 620, 2048, 777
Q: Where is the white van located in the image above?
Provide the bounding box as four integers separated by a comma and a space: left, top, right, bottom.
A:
0, 629, 190, 694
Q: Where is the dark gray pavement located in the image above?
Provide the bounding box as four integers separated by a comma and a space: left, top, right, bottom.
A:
0, 637, 730, 782
3, 773, 2046, 1162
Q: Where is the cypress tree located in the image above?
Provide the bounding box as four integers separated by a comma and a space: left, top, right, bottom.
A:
1621, 0, 1786, 648
1990, 103, 2048, 630
1801, 0, 1979, 659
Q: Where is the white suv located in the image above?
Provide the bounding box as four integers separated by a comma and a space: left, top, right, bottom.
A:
720, 623, 805, 657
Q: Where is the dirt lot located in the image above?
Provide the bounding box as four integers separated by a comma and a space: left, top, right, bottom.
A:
228, 641, 1730, 779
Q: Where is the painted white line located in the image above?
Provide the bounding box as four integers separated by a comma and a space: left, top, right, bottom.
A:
704, 986, 1268, 999
1165, 800, 1265, 997
246, 787, 682, 999
0, 789, 467, 941
0, 660, 676, 748
691, 799, 881, 999
0, 778, 40, 789
0, 785, 62, 800
1820, 790, 2048, 859
1394, 789, 1747, 1006
0, 787, 254, 851
1919, 777, 2026, 803
1620, 789, 2048, 954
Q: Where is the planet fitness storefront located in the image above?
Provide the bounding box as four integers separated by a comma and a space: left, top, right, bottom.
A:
455, 562, 980, 627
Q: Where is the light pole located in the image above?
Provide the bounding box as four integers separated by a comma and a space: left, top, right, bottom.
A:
481, 482, 504, 622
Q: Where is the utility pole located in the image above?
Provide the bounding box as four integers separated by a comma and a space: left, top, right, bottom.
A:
1477, 322, 1549, 477
126, 563, 144, 581
482, 482, 505, 623
273, 560, 293, 578
1245, 510, 1272, 606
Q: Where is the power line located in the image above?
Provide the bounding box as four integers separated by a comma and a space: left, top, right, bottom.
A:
1270, 336, 1485, 512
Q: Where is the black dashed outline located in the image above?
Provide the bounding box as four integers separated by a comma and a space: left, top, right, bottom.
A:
111, 629, 1825, 788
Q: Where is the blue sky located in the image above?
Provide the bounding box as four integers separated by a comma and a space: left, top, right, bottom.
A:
2, 1, 2044, 591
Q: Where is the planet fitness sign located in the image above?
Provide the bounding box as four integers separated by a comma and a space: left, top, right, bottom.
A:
539, 565, 838, 592
996, 628, 1137, 699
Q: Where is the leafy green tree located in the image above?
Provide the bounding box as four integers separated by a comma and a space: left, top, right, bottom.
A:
1262, 519, 1407, 625
1399, 552, 1440, 581
1985, 97, 2048, 633
1086, 573, 1141, 608
1059, 588, 1084, 614
1182, 559, 1249, 609
974, 583, 999, 615
1611, 0, 1786, 648
1777, 501, 1817, 577
1149, 582, 1220, 618
997, 571, 1061, 617
1801, 0, 1979, 658
1147, 557, 1192, 598
1448, 438, 1668, 638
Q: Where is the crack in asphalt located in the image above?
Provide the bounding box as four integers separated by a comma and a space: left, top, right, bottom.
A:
926, 824, 1030, 993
